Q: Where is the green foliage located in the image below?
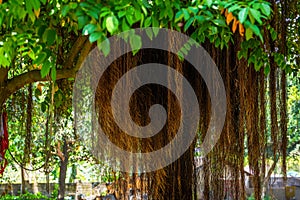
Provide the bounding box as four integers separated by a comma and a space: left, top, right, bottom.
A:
0, 0, 286, 78
219, 0, 271, 41
247, 194, 271, 200
0, 192, 54, 200
287, 77, 300, 153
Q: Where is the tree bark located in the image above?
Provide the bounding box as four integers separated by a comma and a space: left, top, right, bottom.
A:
0, 68, 9, 110
21, 168, 26, 194
58, 139, 69, 200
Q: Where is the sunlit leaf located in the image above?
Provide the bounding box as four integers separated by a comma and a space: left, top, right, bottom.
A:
213, 19, 226, 27
238, 8, 247, 24
82, 24, 97, 35
182, 9, 190, 21
249, 8, 262, 24
106, 15, 119, 34
260, 3, 271, 16
98, 37, 110, 57
130, 34, 142, 55
89, 31, 102, 43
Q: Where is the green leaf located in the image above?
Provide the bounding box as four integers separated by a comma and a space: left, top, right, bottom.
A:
195, 15, 206, 23
87, 10, 99, 19
144, 17, 152, 27
25, 0, 33, 13
152, 27, 160, 36
228, 4, 239, 13
212, 19, 226, 27
134, 9, 142, 21
249, 8, 262, 24
248, 12, 255, 24
245, 21, 262, 41
250, 24, 262, 41
152, 17, 159, 27
31, 0, 40, 10
177, 50, 184, 61
51, 66, 56, 81
238, 8, 248, 24
78, 16, 90, 29
118, 10, 127, 18
175, 10, 184, 22
98, 37, 110, 57
145, 28, 153, 40
167, 8, 174, 19
34, 52, 47, 65
130, 34, 142, 55
182, 9, 190, 21
41, 102, 47, 113
270, 27, 277, 41
122, 18, 130, 31
159, 9, 166, 20
100, 11, 110, 18
141, 6, 148, 15
40, 60, 51, 78
43, 29, 57, 45
82, 24, 97, 35
237, 50, 243, 60
142, 0, 152, 8
260, 3, 271, 16
264, 64, 270, 75
69, 2, 78, 9
187, 7, 198, 15
205, 0, 213, 7
245, 28, 253, 40
61, 5, 70, 17
184, 17, 194, 32
28, 50, 36, 60
126, 13, 134, 25
106, 15, 119, 34
254, 61, 262, 71
89, 31, 103, 43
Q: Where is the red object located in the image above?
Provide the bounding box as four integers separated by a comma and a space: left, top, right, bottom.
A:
0, 112, 8, 175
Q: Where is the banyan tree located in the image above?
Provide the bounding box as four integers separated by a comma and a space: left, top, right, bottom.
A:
0, 0, 299, 199
76, 1, 298, 200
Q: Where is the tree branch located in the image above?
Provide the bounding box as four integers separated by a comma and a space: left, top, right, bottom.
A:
3, 39, 93, 104
63, 36, 88, 69
6, 68, 76, 95
0, 68, 8, 83
74, 40, 93, 71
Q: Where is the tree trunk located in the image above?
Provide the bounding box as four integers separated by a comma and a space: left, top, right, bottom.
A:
0, 68, 9, 110
46, 172, 50, 195
32, 172, 39, 194
58, 139, 69, 200
21, 168, 26, 194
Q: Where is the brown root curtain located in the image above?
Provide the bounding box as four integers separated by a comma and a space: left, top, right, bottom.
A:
92, 33, 287, 200
93, 17, 287, 200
